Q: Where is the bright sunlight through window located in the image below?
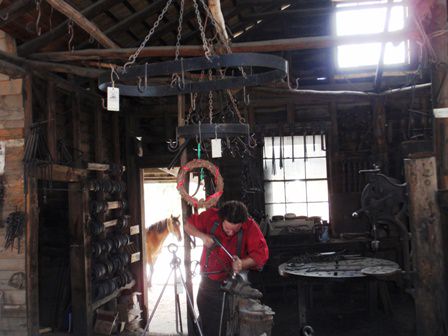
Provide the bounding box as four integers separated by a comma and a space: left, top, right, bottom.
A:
335, 0, 409, 69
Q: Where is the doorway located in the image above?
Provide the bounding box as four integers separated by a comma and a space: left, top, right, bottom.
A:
143, 168, 203, 335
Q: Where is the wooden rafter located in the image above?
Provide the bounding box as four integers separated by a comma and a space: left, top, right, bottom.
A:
18, 0, 125, 56
44, 0, 119, 49
0, 50, 104, 78
29, 30, 416, 62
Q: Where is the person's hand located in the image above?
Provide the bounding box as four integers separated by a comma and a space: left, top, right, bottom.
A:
232, 256, 243, 273
202, 234, 214, 248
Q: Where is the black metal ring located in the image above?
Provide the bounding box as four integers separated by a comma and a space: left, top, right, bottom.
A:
98, 53, 288, 97
177, 123, 250, 139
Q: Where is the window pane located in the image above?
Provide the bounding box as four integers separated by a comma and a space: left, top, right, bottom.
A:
306, 158, 327, 179
282, 136, 293, 158
336, 8, 387, 36
263, 159, 284, 180
338, 43, 381, 68
384, 41, 406, 64
292, 136, 305, 158
305, 134, 327, 157
284, 159, 305, 179
264, 181, 285, 203
307, 181, 328, 202
286, 203, 307, 217
265, 203, 286, 218
285, 181, 307, 202
263, 136, 281, 159
307, 202, 329, 221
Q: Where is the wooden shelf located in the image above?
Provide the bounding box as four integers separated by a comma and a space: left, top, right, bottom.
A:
91, 280, 135, 311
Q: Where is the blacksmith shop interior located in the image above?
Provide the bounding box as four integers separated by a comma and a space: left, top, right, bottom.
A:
0, 0, 446, 335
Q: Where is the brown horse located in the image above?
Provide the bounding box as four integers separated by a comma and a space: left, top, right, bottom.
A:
146, 215, 182, 286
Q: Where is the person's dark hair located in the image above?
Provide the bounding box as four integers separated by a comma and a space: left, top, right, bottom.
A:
218, 201, 248, 224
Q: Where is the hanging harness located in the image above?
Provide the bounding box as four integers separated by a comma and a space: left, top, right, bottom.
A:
203, 221, 243, 276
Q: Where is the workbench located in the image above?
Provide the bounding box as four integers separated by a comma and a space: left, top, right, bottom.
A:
278, 256, 400, 331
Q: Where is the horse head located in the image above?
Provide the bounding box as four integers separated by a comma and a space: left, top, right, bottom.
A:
168, 215, 182, 242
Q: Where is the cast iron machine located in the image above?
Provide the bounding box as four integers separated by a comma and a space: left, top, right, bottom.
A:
352, 168, 412, 275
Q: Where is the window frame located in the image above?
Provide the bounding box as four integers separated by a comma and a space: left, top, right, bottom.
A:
263, 135, 329, 220
333, 0, 411, 72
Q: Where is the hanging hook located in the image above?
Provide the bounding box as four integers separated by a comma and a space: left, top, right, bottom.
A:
110, 65, 119, 88
137, 77, 144, 93
286, 70, 300, 90
248, 133, 257, 149
101, 98, 107, 110
179, 57, 186, 90
167, 138, 180, 152
0, 12, 9, 21
35, 0, 42, 36
144, 62, 148, 90
243, 86, 250, 106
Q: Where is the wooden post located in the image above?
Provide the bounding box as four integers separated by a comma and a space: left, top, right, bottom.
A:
178, 94, 195, 335
46, 82, 57, 161
68, 183, 93, 336
404, 156, 447, 335
24, 74, 40, 336
123, 111, 148, 323
72, 92, 82, 165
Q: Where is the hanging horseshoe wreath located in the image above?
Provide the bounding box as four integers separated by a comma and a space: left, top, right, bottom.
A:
176, 159, 224, 209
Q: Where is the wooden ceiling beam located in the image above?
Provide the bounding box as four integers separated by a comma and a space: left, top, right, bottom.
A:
18, 0, 124, 56
29, 30, 415, 62
0, 59, 27, 78
44, 0, 119, 49
0, 50, 104, 78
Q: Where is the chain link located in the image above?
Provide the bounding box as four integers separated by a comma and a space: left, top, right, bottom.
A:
123, 0, 174, 71
35, 0, 42, 36
68, 20, 75, 52
175, 0, 185, 61
208, 70, 214, 123
193, 0, 212, 59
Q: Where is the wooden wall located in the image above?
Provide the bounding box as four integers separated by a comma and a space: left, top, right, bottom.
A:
0, 31, 27, 336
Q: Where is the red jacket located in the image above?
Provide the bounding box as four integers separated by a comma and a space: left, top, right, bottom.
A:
188, 208, 269, 281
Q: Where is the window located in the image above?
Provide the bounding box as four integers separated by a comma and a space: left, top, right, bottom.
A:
335, 0, 409, 69
263, 135, 329, 220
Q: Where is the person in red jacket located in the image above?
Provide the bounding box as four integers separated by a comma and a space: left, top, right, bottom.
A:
184, 200, 269, 336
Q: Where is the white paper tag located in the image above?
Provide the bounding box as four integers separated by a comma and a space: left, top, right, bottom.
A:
107, 87, 120, 111
211, 138, 222, 158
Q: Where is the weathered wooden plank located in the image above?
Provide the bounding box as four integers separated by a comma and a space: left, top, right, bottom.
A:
45, 0, 119, 49
25, 176, 38, 335
72, 93, 82, 165
0, 317, 27, 331
0, 78, 23, 96
404, 156, 448, 336
0, 59, 26, 78
0, 258, 25, 270
46, 82, 57, 160
0, 128, 24, 140
36, 164, 87, 182
29, 30, 415, 62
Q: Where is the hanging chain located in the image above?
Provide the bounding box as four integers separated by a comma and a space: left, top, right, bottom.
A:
123, 0, 174, 71
208, 70, 214, 123
171, 0, 185, 87
227, 90, 245, 123
174, 0, 185, 61
35, 0, 42, 36
68, 20, 75, 52
193, 0, 211, 59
